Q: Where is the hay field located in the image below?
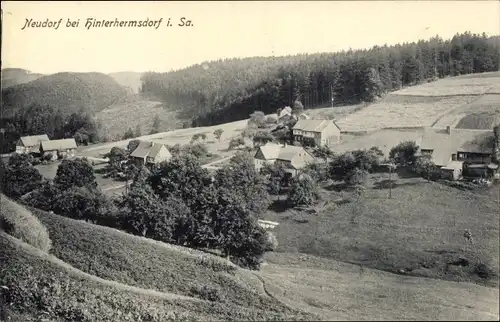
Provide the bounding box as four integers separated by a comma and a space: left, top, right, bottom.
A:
332, 72, 500, 132
335, 95, 477, 132
393, 73, 500, 96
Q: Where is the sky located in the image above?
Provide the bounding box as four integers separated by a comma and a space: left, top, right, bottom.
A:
2, 1, 500, 74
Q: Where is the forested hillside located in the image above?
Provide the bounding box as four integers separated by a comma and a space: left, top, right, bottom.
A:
1, 72, 129, 153
2, 72, 128, 115
1, 68, 45, 88
141, 32, 500, 127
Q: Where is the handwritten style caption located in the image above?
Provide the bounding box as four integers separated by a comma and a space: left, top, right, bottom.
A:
21, 17, 194, 30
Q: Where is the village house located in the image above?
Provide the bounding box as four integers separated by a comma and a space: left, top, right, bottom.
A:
129, 141, 172, 167
253, 142, 315, 176
419, 126, 497, 180
292, 119, 341, 147
40, 138, 78, 160
15, 134, 50, 154
277, 106, 292, 122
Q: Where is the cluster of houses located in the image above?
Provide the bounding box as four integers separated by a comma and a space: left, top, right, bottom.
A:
16, 134, 77, 160
253, 115, 499, 181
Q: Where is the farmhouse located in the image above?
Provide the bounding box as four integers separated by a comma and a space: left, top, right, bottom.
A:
40, 138, 77, 160
277, 106, 292, 121
129, 141, 172, 166
292, 119, 341, 147
15, 134, 49, 154
254, 142, 315, 176
419, 126, 496, 180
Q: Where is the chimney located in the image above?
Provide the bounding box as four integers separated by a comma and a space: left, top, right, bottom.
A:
446, 126, 451, 135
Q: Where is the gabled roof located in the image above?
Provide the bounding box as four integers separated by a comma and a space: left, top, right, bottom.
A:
149, 142, 171, 159
18, 134, 49, 147
41, 138, 77, 151
419, 128, 493, 166
130, 141, 169, 159
278, 106, 292, 118
256, 142, 281, 160
276, 145, 310, 162
292, 119, 341, 132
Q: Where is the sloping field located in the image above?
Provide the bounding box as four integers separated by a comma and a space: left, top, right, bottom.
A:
335, 95, 478, 132
456, 111, 500, 130
95, 94, 180, 141
264, 178, 500, 288
0, 232, 314, 322
433, 94, 500, 129
331, 129, 426, 157
3, 200, 498, 321
334, 72, 500, 132
393, 74, 500, 96
260, 260, 499, 321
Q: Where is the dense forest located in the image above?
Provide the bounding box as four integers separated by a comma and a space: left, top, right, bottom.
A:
140, 32, 500, 127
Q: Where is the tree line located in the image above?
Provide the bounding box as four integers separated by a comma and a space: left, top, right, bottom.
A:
0, 103, 105, 154
140, 32, 500, 127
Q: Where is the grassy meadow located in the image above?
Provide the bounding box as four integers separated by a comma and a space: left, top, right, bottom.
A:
263, 174, 500, 288
1, 195, 498, 321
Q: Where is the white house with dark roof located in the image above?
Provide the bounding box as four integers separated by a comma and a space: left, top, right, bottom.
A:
40, 138, 77, 160
253, 142, 315, 176
292, 119, 341, 147
16, 134, 49, 154
129, 141, 172, 166
419, 126, 496, 180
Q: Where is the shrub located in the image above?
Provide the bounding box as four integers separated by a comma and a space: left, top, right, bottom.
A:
0, 194, 51, 252
474, 262, 493, 279
189, 285, 225, 302
248, 111, 266, 128
265, 115, 277, 124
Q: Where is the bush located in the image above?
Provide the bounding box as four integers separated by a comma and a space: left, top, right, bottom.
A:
265, 115, 277, 124
189, 285, 224, 302
0, 194, 52, 252
474, 262, 493, 279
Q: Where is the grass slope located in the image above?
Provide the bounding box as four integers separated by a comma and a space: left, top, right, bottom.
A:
455, 110, 500, 130
108, 71, 144, 94
1, 68, 45, 88
30, 208, 315, 320
265, 176, 500, 288
329, 72, 500, 132
260, 255, 500, 321
95, 94, 180, 140
1, 72, 129, 116
0, 232, 313, 322
0, 194, 51, 252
